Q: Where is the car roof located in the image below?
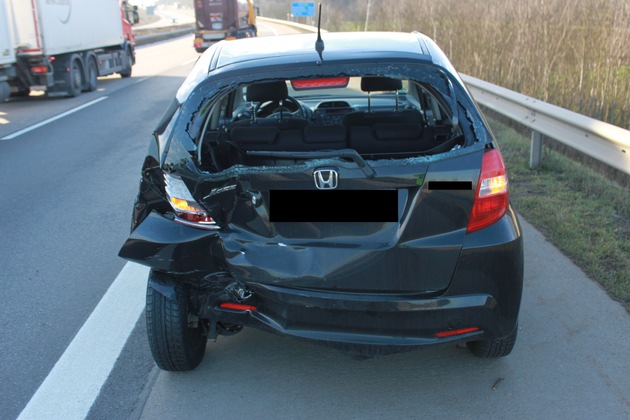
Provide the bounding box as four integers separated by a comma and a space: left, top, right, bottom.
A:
208, 32, 434, 70
177, 31, 458, 104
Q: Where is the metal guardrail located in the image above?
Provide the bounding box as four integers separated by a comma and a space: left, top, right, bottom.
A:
134, 23, 195, 46
461, 75, 630, 174
257, 16, 328, 33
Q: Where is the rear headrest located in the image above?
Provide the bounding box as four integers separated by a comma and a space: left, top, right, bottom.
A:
246, 81, 288, 102
361, 77, 402, 92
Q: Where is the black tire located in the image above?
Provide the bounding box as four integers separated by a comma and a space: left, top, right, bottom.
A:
467, 323, 518, 358
10, 87, 30, 98
146, 273, 207, 371
119, 49, 133, 78
0, 81, 10, 102
66, 58, 83, 97
83, 58, 98, 92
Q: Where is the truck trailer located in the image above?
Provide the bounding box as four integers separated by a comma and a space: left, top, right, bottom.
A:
0, 0, 139, 100
0, 0, 16, 101
193, 0, 256, 53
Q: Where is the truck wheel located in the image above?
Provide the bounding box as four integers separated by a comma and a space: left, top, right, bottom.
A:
146, 272, 207, 371
119, 50, 133, 78
0, 82, 9, 102
12, 88, 30, 97
83, 59, 98, 92
66, 59, 83, 97
467, 323, 518, 358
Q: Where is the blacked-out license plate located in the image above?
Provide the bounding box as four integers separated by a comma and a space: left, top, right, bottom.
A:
269, 190, 398, 222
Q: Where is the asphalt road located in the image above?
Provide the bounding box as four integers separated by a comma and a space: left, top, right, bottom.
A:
1, 20, 628, 420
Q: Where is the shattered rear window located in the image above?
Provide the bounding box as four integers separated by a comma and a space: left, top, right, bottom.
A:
163, 63, 490, 174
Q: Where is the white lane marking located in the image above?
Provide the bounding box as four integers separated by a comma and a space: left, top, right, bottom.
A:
18, 262, 150, 420
1, 96, 108, 141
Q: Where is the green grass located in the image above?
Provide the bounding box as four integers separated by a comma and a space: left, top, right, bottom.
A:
487, 117, 630, 312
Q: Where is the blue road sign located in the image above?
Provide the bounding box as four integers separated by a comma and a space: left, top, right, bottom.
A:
291, 2, 315, 17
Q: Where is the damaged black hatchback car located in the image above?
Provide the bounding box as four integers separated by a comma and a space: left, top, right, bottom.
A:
119, 31, 523, 371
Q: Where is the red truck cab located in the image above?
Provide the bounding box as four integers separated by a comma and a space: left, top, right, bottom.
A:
194, 0, 257, 53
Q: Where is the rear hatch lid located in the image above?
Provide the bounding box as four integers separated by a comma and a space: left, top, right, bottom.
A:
199, 149, 482, 294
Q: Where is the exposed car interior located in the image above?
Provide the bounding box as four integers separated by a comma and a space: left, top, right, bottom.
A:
198, 76, 464, 171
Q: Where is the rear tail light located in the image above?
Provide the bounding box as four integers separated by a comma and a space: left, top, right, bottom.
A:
30, 66, 49, 74
291, 77, 350, 90
467, 148, 509, 233
164, 173, 219, 230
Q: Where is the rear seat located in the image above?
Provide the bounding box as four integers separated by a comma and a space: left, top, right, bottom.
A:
343, 109, 424, 128
342, 76, 425, 130
228, 125, 347, 164
217, 121, 454, 166
226, 121, 453, 162
229, 126, 347, 151
302, 126, 346, 151
340, 76, 434, 155
348, 123, 428, 155
349, 122, 463, 156
229, 126, 282, 151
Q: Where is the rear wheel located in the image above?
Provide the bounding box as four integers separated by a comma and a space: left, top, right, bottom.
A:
467, 323, 518, 358
146, 272, 207, 371
66, 58, 83, 97
119, 49, 133, 78
83, 58, 98, 92
0, 81, 10, 101
10, 86, 30, 98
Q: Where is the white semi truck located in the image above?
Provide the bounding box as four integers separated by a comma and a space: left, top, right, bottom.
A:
0, 0, 16, 101
0, 0, 139, 101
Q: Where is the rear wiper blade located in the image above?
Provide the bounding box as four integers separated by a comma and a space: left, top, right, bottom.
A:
247, 148, 376, 178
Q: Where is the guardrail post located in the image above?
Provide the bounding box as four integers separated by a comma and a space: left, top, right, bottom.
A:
530, 131, 543, 168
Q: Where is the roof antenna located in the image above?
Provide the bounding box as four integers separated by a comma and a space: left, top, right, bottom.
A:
315, 3, 324, 62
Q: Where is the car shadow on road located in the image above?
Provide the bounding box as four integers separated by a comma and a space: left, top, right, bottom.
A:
143, 327, 514, 418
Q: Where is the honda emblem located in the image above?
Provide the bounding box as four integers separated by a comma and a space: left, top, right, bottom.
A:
313, 168, 339, 190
